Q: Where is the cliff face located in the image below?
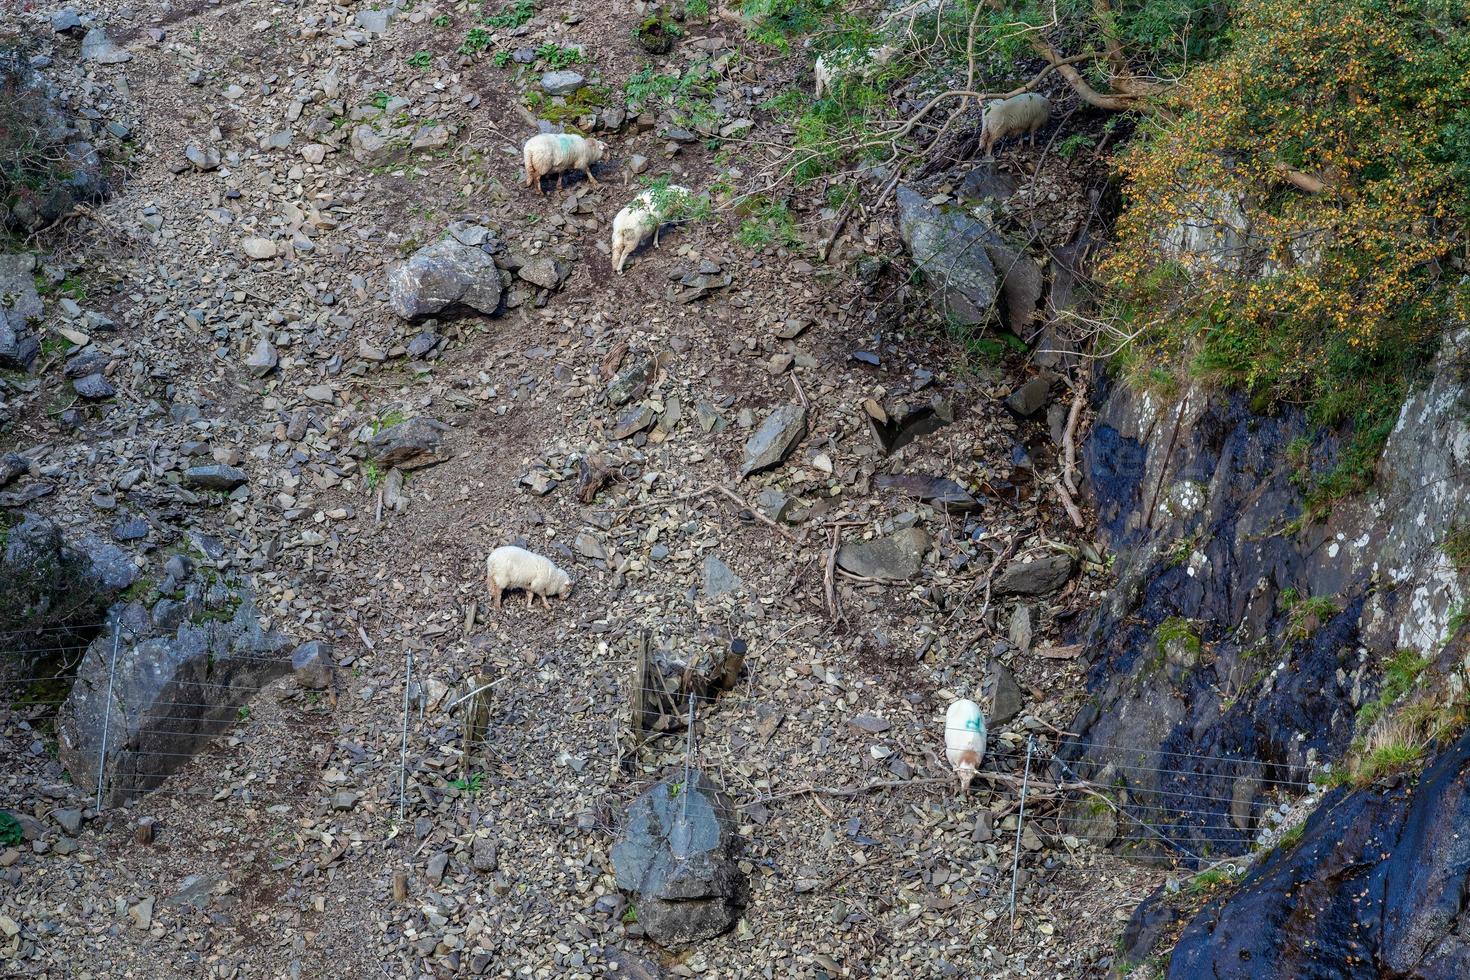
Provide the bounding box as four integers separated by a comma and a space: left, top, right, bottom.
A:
1075, 332, 1470, 970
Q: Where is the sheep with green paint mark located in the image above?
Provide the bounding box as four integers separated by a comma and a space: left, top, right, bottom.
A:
522, 133, 607, 195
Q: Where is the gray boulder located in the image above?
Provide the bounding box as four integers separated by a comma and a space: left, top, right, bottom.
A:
896, 185, 997, 326
541, 71, 586, 95
702, 556, 744, 598
388, 237, 503, 320
0, 255, 44, 321
0, 310, 39, 371
291, 640, 334, 690
81, 27, 131, 63
611, 771, 748, 946
72, 372, 115, 401
737, 405, 808, 479
58, 588, 292, 803
836, 527, 931, 580
1, 514, 114, 639
183, 464, 249, 492
368, 416, 451, 471
994, 553, 1075, 596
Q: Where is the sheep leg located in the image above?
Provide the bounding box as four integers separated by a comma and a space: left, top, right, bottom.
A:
489, 573, 502, 612
526, 591, 534, 610
583, 166, 599, 188
541, 593, 552, 610
653, 225, 661, 248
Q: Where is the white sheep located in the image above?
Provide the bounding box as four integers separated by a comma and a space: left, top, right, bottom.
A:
485, 545, 572, 612
610, 184, 694, 273
522, 133, 607, 196
814, 44, 900, 99
945, 699, 988, 796
979, 93, 1051, 157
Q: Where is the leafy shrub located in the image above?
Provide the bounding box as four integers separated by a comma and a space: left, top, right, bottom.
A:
1103, 0, 1470, 421
0, 811, 21, 846
484, 0, 535, 29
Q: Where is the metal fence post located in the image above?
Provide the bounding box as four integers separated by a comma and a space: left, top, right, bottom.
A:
1009, 735, 1034, 929
398, 651, 413, 824
95, 621, 121, 810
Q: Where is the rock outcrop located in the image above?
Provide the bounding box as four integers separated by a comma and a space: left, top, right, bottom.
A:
611, 771, 748, 946
58, 584, 291, 804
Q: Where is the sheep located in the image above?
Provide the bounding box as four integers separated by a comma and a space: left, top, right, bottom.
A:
610, 184, 694, 273
522, 133, 607, 196
485, 545, 572, 612
979, 92, 1051, 157
945, 698, 988, 796
814, 44, 900, 99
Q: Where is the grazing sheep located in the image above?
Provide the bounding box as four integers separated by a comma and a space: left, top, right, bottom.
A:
485, 545, 572, 611
979, 93, 1051, 157
814, 44, 900, 99
522, 133, 607, 195
610, 184, 694, 273
945, 699, 988, 796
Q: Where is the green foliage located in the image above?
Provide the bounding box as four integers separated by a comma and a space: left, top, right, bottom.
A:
492, 50, 512, 67
685, 0, 710, 16
362, 461, 384, 490
1356, 650, 1429, 731
1056, 133, 1096, 160
449, 772, 485, 794
432, 13, 452, 26
370, 91, 392, 110
0, 811, 21, 846
535, 43, 584, 69
484, 0, 535, 29
1276, 822, 1305, 853
1188, 867, 1240, 894
237, 705, 252, 722
623, 64, 719, 129
1106, 0, 1470, 485
621, 904, 638, 923
741, 0, 837, 50
1356, 739, 1424, 783
406, 51, 433, 70
638, 175, 712, 223
459, 28, 494, 54
736, 197, 799, 249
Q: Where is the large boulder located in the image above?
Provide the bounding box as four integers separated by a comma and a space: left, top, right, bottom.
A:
58, 586, 292, 804
895, 185, 997, 327
611, 771, 748, 946
387, 236, 504, 320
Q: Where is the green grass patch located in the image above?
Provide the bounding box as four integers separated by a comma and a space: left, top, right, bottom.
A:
1286, 594, 1338, 640
1155, 616, 1201, 657
1355, 649, 1429, 731
0, 811, 22, 846
535, 43, 583, 69
1442, 524, 1470, 569
735, 197, 799, 249
406, 51, 432, 70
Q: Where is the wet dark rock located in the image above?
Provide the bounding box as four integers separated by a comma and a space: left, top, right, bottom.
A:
958, 161, 1018, 203
111, 518, 149, 542
836, 527, 930, 580
1168, 728, 1470, 979
738, 404, 807, 479
388, 237, 504, 320
0, 452, 27, 488
367, 417, 451, 471
606, 358, 654, 408
611, 771, 748, 947
994, 553, 1074, 596
405, 331, 443, 360
984, 662, 1023, 725
0, 310, 39, 371
64, 349, 112, 379
72, 372, 115, 401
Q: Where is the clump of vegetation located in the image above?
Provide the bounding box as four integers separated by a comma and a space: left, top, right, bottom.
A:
1188, 866, 1241, 895
1442, 525, 1470, 570
406, 50, 433, 70
1355, 649, 1430, 731
1155, 616, 1201, 657
1103, 0, 1470, 505
458, 27, 494, 54
484, 0, 535, 29
535, 43, 583, 69
639, 174, 713, 223
623, 63, 720, 130
1284, 593, 1338, 640
0, 810, 22, 846
449, 772, 485, 794
735, 197, 800, 249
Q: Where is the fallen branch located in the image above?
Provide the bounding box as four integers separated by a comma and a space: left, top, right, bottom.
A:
744, 776, 951, 806
1054, 478, 1086, 529
711, 484, 798, 542
1062, 386, 1085, 496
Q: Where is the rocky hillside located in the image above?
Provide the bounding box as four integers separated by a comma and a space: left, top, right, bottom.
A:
2, 0, 1467, 977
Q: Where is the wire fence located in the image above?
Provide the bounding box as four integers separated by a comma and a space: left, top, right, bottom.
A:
2, 620, 1319, 929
